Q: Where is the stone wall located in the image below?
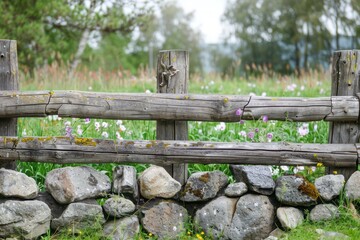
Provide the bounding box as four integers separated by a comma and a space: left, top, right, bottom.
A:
0, 165, 359, 239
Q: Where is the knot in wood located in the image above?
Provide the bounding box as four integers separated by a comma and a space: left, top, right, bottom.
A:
159, 57, 179, 87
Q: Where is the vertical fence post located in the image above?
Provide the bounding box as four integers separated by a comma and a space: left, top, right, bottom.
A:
328, 50, 360, 179
0, 40, 19, 170
156, 50, 189, 185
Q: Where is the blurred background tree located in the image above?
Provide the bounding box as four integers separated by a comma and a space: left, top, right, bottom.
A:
222, 0, 360, 76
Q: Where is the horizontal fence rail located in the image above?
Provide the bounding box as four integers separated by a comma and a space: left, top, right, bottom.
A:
0, 137, 358, 167
0, 91, 358, 122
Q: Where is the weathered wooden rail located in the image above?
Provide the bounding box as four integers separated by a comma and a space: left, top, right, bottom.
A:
0, 91, 358, 122
1, 39, 360, 181
0, 137, 358, 167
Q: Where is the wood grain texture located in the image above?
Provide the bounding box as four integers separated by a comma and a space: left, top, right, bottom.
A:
328, 50, 360, 179
156, 50, 189, 185
0, 91, 358, 122
0, 40, 19, 170
0, 137, 357, 167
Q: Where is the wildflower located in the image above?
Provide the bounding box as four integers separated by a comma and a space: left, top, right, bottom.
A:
201, 231, 205, 235
280, 166, 289, 171
271, 167, 280, 175
333, 170, 338, 174
64, 121, 71, 126
239, 120, 245, 124
263, 115, 269, 123
266, 132, 273, 142
22, 129, 27, 136
196, 233, 204, 240
116, 120, 123, 126
88, 86, 92, 91
313, 124, 318, 132
298, 123, 309, 136
249, 92, 256, 96
316, 162, 323, 167
116, 132, 123, 140
261, 92, 267, 97
84, 118, 90, 124
320, 88, 325, 94
101, 132, 109, 138
235, 108, 243, 116
214, 122, 226, 131
148, 233, 153, 237
76, 125, 83, 136
297, 166, 305, 171
286, 83, 297, 91
255, 128, 259, 133
209, 80, 215, 85
102, 122, 109, 128
145, 89, 151, 94
239, 131, 246, 137
300, 85, 305, 91
187, 231, 191, 235
65, 126, 72, 137
95, 122, 100, 131
247, 131, 255, 139
119, 125, 126, 132
198, 129, 203, 134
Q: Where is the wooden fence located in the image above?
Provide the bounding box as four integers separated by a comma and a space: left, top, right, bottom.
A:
0, 39, 359, 184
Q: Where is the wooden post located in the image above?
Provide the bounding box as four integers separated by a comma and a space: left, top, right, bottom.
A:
156, 50, 189, 185
328, 50, 360, 179
0, 40, 19, 170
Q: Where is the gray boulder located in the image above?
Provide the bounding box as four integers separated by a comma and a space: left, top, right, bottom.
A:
0, 169, 38, 199
103, 196, 136, 218
138, 165, 181, 199
275, 175, 317, 206
310, 204, 340, 222
225, 194, 275, 240
265, 228, 286, 240
315, 174, 344, 201
45, 166, 111, 204
225, 182, 248, 197
194, 196, 238, 238
113, 165, 138, 200
230, 165, 275, 195
103, 215, 140, 240
276, 207, 304, 229
141, 201, 188, 239
345, 171, 360, 200
51, 202, 105, 232
0, 200, 51, 239
180, 171, 228, 202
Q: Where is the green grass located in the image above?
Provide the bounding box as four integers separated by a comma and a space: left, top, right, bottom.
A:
282, 200, 360, 240
14, 66, 360, 239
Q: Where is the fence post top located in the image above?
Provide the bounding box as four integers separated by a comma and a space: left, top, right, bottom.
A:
159, 49, 188, 53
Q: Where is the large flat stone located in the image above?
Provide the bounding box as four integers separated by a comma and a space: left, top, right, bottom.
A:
45, 166, 111, 204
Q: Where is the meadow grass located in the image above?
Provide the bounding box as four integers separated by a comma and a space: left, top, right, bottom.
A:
15, 64, 360, 239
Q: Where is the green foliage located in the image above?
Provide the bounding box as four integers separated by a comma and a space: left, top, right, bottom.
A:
283, 205, 360, 240
0, 0, 155, 72
222, 0, 360, 75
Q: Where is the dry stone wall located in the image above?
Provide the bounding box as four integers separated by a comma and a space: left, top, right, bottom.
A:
0, 165, 359, 239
